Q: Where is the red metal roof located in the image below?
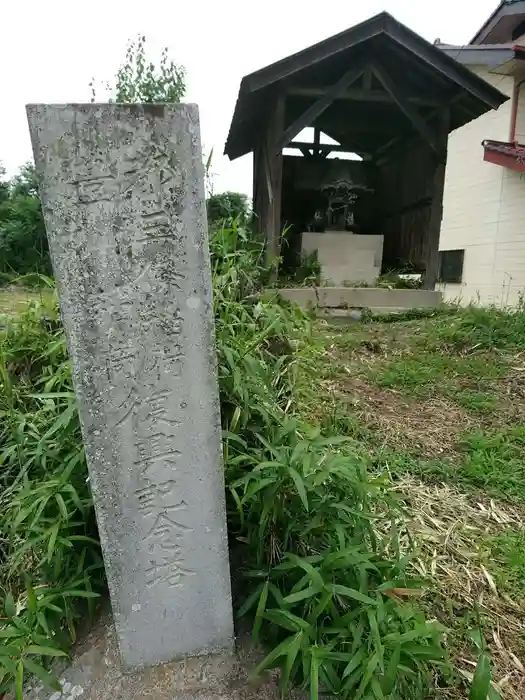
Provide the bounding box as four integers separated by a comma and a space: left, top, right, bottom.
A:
483, 139, 525, 171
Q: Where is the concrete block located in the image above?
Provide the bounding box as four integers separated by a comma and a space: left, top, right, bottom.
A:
301, 231, 383, 285
277, 287, 442, 311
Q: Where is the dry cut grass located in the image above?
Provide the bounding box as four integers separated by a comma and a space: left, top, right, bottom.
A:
394, 476, 525, 700
327, 373, 474, 457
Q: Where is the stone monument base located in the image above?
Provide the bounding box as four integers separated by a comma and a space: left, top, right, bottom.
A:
22, 615, 302, 700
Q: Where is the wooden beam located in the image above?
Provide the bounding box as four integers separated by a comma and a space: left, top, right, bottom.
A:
370, 62, 439, 152
422, 160, 446, 289
317, 116, 406, 135
381, 14, 505, 110
287, 86, 441, 107
313, 122, 377, 155
375, 135, 400, 161
422, 109, 450, 290
287, 142, 372, 158
275, 61, 366, 153
288, 141, 349, 153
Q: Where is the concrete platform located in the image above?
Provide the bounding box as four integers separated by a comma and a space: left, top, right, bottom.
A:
277, 287, 442, 312
22, 616, 301, 700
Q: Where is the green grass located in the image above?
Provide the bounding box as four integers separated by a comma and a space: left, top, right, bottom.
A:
457, 428, 525, 503
318, 302, 524, 446
371, 352, 507, 397
484, 530, 525, 603
380, 426, 525, 507
455, 390, 499, 415
419, 304, 525, 352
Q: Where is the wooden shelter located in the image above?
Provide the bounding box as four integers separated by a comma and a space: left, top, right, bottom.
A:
224, 12, 508, 288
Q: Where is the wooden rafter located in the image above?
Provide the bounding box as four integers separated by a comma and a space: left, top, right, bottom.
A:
274, 61, 367, 154
288, 142, 353, 153
370, 61, 439, 152
317, 115, 405, 135
286, 86, 441, 106
313, 118, 381, 155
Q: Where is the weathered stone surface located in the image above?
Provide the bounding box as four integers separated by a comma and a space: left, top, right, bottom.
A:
26, 104, 233, 667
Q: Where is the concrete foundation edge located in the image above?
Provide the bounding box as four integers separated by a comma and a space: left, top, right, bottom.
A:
275, 287, 443, 310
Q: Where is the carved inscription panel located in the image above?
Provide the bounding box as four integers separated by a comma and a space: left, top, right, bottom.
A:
27, 104, 233, 666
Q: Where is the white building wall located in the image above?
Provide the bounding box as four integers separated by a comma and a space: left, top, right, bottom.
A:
492, 166, 525, 305
514, 77, 525, 142
439, 67, 525, 306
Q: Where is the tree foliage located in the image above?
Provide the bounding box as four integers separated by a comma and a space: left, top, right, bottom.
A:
0, 36, 188, 282
109, 35, 186, 104
0, 164, 9, 205
0, 164, 51, 277
207, 191, 249, 224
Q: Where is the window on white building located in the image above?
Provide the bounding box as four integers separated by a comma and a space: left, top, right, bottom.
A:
439, 249, 464, 284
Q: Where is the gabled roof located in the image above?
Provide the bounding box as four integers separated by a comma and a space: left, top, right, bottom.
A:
225, 12, 508, 160
470, 0, 525, 45
438, 43, 516, 67
438, 42, 525, 73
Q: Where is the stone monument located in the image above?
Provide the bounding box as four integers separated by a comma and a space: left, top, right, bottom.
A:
26, 104, 234, 667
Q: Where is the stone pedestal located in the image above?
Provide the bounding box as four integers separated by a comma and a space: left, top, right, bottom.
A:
26, 103, 233, 667
302, 231, 383, 285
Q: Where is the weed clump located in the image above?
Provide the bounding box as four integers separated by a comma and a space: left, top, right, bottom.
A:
0, 296, 102, 695
213, 224, 451, 700
0, 222, 455, 699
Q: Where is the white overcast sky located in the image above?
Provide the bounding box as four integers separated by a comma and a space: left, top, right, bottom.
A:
1, 0, 497, 195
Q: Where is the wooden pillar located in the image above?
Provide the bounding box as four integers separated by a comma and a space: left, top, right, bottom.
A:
262, 93, 285, 272
272, 136, 284, 258
422, 109, 450, 290
313, 127, 320, 156
261, 146, 274, 260
252, 148, 258, 218
252, 146, 263, 230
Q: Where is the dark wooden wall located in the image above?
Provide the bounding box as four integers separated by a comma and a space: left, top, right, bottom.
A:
375, 143, 436, 272
283, 156, 366, 192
